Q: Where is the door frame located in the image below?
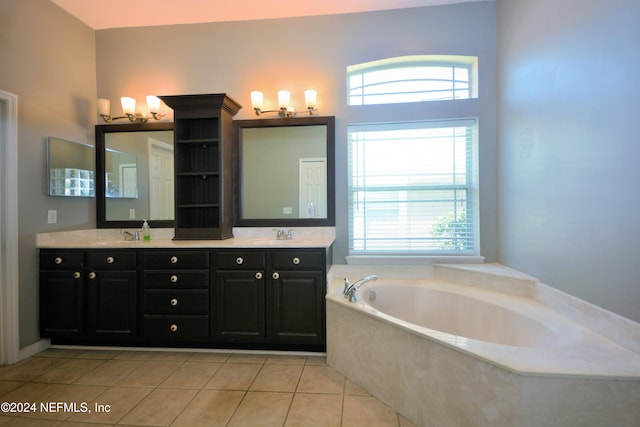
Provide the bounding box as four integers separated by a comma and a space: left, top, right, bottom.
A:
0, 89, 20, 365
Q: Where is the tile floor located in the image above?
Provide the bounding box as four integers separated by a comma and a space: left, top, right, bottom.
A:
0, 348, 416, 427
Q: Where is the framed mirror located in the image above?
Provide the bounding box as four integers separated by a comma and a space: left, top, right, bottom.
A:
47, 137, 95, 197
233, 116, 335, 227
95, 122, 174, 228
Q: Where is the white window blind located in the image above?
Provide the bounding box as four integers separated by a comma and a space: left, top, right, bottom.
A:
347, 55, 477, 106
348, 120, 478, 255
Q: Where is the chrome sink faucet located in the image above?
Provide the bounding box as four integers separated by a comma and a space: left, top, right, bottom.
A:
343, 275, 378, 302
121, 229, 140, 241
275, 228, 294, 240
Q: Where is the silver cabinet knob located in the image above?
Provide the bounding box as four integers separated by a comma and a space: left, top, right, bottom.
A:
106, 256, 115, 264
54, 257, 63, 265
170, 256, 178, 264
170, 298, 178, 306
170, 324, 178, 332
73, 271, 81, 279
255, 272, 263, 280
272, 272, 280, 280
89, 272, 96, 279
292, 257, 301, 265
170, 275, 178, 283
236, 257, 244, 265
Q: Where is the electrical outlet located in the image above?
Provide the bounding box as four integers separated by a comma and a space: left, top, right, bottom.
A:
47, 210, 57, 224
129, 208, 135, 219
283, 207, 293, 215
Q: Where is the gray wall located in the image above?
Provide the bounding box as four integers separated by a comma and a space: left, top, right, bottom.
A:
0, 0, 97, 348
96, 2, 498, 265
497, 0, 640, 322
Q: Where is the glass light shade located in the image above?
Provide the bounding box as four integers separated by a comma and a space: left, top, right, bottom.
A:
146, 95, 161, 113
97, 98, 110, 116
121, 97, 136, 115
304, 90, 317, 109
278, 91, 291, 109
250, 91, 264, 109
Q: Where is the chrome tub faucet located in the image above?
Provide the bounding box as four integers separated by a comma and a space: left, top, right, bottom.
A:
343, 275, 378, 302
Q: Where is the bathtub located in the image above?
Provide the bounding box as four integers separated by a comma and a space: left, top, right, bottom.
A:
326, 263, 640, 427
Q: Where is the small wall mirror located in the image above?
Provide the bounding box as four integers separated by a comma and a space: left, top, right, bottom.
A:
47, 137, 95, 197
95, 122, 174, 228
233, 116, 335, 227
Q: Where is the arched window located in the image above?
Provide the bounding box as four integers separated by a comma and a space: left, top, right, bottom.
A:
347, 55, 478, 106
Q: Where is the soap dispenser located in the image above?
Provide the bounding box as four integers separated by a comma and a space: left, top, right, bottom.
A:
142, 220, 151, 241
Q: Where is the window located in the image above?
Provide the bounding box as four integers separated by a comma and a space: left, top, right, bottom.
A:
348, 120, 478, 255
347, 55, 478, 106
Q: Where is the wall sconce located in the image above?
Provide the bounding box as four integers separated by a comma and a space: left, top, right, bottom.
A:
251, 90, 317, 118
97, 96, 165, 123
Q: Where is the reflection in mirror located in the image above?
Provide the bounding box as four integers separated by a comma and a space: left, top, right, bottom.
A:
96, 122, 174, 228
47, 137, 95, 197
234, 116, 335, 227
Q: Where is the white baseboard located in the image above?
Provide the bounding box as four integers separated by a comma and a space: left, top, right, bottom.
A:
19, 339, 51, 361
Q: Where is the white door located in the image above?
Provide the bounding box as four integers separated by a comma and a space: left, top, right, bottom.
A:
148, 139, 174, 220
299, 158, 327, 218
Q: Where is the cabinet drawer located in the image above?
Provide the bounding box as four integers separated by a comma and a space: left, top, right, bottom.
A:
142, 315, 209, 340
144, 270, 209, 288
216, 251, 265, 270
144, 289, 209, 314
271, 251, 324, 270
40, 251, 84, 269
87, 251, 137, 269
143, 251, 209, 269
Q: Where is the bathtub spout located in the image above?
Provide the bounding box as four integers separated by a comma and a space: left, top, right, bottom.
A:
344, 275, 378, 302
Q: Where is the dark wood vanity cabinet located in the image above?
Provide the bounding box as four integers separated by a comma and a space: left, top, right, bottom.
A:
141, 250, 211, 342
40, 246, 328, 351
159, 94, 241, 240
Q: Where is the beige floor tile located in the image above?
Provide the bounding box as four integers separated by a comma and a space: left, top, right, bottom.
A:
399, 414, 417, 427
187, 352, 231, 363
203, 363, 262, 390
18, 384, 107, 422
0, 418, 60, 426
68, 385, 152, 424
35, 348, 84, 359
305, 355, 328, 365
114, 350, 157, 360
342, 395, 399, 427
250, 364, 303, 392
171, 389, 245, 427
159, 361, 222, 389
0, 381, 23, 397
149, 351, 195, 361
284, 392, 342, 427
227, 353, 268, 364
76, 350, 121, 360
118, 387, 197, 426
345, 379, 371, 396
265, 354, 307, 365
73, 360, 142, 386
1, 382, 66, 403
116, 360, 181, 387
34, 358, 105, 384
0, 357, 68, 382
0, 415, 12, 425
227, 391, 293, 427
297, 364, 345, 394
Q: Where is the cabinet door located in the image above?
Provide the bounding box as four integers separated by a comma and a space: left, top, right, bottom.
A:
270, 270, 325, 346
40, 270, 84, 337
214, 270, 265, 341
86, 270, 137, 339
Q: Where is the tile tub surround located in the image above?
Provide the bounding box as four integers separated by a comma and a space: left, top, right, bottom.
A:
0, 348, 415, 427
326, 263, 640, 427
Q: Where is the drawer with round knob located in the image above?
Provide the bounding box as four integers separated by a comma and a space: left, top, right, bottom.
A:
40, 251, 84, 269
143, 251, 209, 269
86, 251, 137, 269
143, 289, 209, 314
271, 250, 324, 270
215, 251, 265, 270
142, 315, 209, 340
143, 270, 209, 288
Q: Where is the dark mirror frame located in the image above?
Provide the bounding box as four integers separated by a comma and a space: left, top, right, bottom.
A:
233, 116, 335, 227
96, 122, 175, 229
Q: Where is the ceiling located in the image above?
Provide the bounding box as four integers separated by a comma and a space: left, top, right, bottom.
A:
51, 0, 489, 30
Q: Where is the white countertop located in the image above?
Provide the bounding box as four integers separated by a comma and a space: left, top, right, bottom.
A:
36, 228, 336, 249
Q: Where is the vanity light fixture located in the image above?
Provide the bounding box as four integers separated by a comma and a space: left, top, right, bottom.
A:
97, 96, 165, 123
250, 90, 317, 118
